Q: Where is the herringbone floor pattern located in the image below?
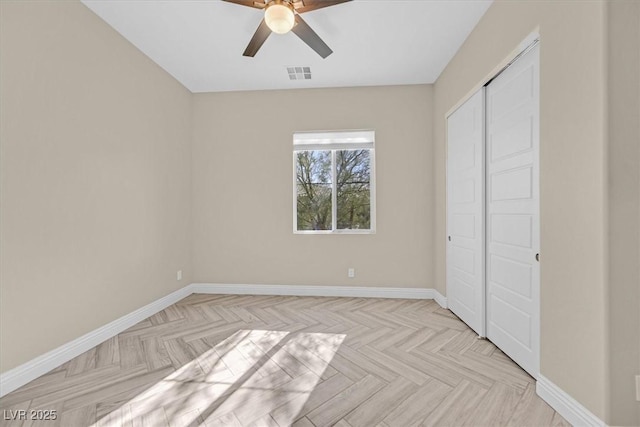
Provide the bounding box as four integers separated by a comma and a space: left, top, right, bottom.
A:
0, 295, 569, 426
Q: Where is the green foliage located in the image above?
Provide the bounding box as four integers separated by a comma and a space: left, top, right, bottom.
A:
336, 149, 371, 230
296, 149, 371, 231
296, 151, 332, 230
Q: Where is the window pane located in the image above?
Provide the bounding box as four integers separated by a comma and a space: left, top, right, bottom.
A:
296, 150, 332, 230
336, 149, 371, 230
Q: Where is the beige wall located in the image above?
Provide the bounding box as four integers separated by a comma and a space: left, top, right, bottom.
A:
192, 86, 433, 288
0, 1, 192, 371
607, 1, 640, 425
433, 0, 609, 422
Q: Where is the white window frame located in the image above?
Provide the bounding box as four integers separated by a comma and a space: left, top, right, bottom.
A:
293, 130, 376, 234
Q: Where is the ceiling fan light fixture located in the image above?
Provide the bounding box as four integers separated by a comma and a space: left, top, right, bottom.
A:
264, 1, 295, 34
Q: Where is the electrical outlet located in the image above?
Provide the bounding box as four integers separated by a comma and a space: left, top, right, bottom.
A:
636, 375, 640, 401
177, 270, 182, 281
348, 268, 355, 278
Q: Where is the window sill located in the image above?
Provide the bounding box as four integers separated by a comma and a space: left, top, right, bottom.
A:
294, 229, 376, 235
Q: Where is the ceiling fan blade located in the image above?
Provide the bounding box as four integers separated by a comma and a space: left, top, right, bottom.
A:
294, 0, 351, 14
221, 0, 267, 9
243, 19, 272, 57
291, 14, 332, 58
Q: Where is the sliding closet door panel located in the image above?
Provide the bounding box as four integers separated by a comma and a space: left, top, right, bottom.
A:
446, 89, 485, 336
486, 44, 540, 377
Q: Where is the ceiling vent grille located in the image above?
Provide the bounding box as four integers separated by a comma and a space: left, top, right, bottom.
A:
287, 66, 311, 80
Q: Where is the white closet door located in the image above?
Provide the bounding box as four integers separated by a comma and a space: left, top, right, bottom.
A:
485, 44, 540, 377
446, 89, 485, 336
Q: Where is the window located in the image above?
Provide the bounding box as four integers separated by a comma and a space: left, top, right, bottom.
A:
293, 130, 375, 233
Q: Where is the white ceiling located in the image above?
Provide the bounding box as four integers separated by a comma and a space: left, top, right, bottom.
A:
81, 0, 492, 93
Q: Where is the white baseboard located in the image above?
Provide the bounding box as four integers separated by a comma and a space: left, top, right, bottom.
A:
536, 374, 607, 427
433, 291, 448, 309
0, 286, 191, 398
191, 283, 446, 304
0, 282, 446, 397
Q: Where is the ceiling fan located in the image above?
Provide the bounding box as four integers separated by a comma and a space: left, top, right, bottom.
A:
222, 0, 352, 58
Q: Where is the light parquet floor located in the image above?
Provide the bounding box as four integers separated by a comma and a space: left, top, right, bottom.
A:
0, 295, 569, 427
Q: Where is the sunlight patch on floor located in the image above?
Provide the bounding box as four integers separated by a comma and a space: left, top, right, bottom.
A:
92, 330, 345, 426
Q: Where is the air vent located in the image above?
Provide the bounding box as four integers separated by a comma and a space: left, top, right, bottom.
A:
287, 66, 311, 80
